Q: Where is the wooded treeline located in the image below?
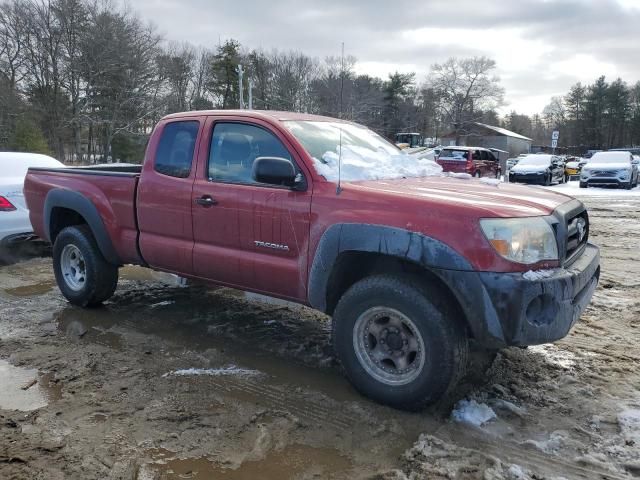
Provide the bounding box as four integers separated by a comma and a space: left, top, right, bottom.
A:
1, 0, 639, 162
504, 77, 640, 151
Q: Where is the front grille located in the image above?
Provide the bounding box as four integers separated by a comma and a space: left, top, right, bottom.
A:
565, 211, 589, 263
591, 170, 617, 177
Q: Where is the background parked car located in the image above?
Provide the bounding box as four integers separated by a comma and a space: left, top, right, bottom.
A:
506, 157, 520, 170
436, 146, 500, 178
508, 154, 565, 185
580, 151, 638, 189
0, 152, 65, 253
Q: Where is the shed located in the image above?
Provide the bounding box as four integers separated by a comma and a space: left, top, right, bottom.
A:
441, 123, 532, 157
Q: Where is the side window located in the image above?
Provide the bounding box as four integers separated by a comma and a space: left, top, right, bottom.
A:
208, 122, 292, 184
474, 150, 482, 160
154, 121, 199, 178
487, 152, 497, 161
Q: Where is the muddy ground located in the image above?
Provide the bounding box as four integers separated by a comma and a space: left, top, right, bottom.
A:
1, 194, 639, 480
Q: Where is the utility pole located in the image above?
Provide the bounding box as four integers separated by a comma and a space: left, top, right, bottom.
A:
237, 64, 244, 109
248, 78, 253, 110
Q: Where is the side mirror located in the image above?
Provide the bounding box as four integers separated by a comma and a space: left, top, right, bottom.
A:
252, 157, 303, 189
632, 159, 640, 166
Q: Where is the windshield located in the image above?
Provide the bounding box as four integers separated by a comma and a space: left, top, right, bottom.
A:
590, 152, 631, 164
517, 155, 551, 166
284, 120, 441, 181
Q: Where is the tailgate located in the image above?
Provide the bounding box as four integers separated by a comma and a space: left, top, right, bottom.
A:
437, 159, 467, 173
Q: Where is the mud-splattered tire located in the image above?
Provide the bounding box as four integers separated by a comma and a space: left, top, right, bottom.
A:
52, 225, 118, 307
332, 275, 468, 410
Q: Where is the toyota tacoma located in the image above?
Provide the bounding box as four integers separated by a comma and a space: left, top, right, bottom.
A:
24, 110, 600, 410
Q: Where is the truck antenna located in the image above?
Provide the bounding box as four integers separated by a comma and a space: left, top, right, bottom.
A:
337, 42, 345, 195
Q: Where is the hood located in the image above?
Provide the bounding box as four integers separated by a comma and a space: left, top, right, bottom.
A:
583, 162, 630, 170
511, 163, 548, 173
566, 161, 580, 168
346, 176, 572, 217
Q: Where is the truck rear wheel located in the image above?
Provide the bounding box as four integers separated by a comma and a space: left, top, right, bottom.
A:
53, 225, 118, 307
332, 275, 468, 410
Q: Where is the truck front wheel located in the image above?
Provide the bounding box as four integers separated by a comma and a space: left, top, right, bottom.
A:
53, 225, 118, 307
332, 275, 468, 410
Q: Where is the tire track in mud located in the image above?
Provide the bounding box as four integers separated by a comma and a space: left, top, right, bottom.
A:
208, 376, 356, 431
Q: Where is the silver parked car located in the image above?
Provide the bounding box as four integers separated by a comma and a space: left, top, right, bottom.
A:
580, 151, 639, 189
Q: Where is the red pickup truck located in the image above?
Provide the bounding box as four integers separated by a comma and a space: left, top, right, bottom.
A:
24, 110, 600, 410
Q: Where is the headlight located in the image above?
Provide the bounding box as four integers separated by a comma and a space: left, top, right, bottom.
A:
480, 217, 558, 264
620, 170, 630, 179
581, 169, 591, 178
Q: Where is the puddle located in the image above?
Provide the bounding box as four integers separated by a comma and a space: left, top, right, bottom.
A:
0, 360, 61, 411
146, 444, 352, 479
4, 281, 55, 297
57, 308, 124, 349
120, 265, 187, 285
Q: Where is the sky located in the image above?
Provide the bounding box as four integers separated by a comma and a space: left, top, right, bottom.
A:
132, 0, 640, 115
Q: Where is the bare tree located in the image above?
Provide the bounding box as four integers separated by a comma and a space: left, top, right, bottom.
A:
428, 56, 504, 143
0, 0, 28, 89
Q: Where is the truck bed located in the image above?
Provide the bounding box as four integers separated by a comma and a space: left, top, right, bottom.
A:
24, 164, 143, 265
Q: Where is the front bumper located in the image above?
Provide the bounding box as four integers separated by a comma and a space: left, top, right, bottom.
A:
509, 173, 546, 184
433, 243, 600, 348
582, 177, 627, 186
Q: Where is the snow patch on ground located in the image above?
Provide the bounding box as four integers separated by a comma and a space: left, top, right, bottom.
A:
451, 399, 497, 427
618, 409, 640, 443
529, 344, 576, 369
544, 180, 640, 196
506, 464, 527, 479
162, 366, 262, 378
313, 145, 442, 182
149, 300, 174, 308
480, 177, 502, 186
522, 430, 569, 454
444, 172, 472, 179
522, 269, 555, 281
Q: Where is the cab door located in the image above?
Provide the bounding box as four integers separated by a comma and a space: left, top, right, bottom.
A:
191, 117, 312, 301
137, 118, 203, 275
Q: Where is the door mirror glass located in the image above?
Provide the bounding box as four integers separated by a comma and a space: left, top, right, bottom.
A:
252, 157, 300, 188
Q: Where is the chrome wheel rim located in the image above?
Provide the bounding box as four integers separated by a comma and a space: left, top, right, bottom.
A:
353, 307, 426, 386
60, 244, 86, 291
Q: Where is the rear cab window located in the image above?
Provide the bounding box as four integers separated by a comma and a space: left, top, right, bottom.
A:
439, 149, 469, 160
154, 121, 199, 178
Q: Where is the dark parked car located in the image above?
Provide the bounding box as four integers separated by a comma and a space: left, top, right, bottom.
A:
509, 154, 565, 185
436, 146, 500, 178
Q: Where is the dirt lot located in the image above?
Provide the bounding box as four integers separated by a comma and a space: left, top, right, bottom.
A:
1, 194, 639, 480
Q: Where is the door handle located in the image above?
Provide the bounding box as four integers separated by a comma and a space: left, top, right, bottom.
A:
195, 195, 217, 207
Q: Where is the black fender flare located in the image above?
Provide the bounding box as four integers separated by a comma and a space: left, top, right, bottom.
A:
308, 223, 506, 346
44, 188, 121, 265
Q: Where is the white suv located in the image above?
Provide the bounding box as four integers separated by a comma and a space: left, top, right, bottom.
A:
580, 151, 639, 189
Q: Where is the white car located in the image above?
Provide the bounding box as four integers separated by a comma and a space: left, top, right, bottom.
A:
0, 152, 65, 248
580, 151, 639, 189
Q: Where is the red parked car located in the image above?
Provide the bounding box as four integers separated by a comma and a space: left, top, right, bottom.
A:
437, 146, 501, 178
24, 110, 599, 410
